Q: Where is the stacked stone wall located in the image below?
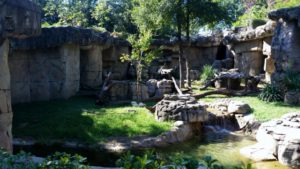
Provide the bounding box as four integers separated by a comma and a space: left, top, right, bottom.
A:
9, 44, 80, 104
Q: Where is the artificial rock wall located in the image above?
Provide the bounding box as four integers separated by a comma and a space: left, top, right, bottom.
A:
9, 45, 80, 103
269, 6, 300, 88
0, 0, 41, 152
224, 21, 276, 79
10, 27, 130, 104
150, 36, 222, 79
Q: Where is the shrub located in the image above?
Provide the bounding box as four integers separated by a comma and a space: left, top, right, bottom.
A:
39, 152, 88, 169
200, 65, 217, 84
0, 150, 37, 169
116, 152, 253, 169
258, 84, 283, 102
116, 151, 164, 169
0, 150, 88, 169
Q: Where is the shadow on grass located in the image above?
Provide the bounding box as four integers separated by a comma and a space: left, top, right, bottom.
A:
12, 96, 171, 144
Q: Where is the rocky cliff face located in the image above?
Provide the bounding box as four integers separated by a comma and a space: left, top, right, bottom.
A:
0, 0, 41, 40
224, 21, 276, 78
0, 0, 41, 152
269, 6, 300, 90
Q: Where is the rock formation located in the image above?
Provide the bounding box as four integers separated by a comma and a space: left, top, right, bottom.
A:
241, 112, 300, 168
268, 6, 300, 105
0, 0, 41, 152
205, 99, 252, 130
224, 21, 276, 79
155, 95, 208, 122
10, 27, 130, 103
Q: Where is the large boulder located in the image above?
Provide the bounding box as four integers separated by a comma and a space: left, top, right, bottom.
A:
156, 79, 173, 97
208, 99, 251, 115
146, 79, 173, 99
155, 95, 208, 122
241, 112, 300, 168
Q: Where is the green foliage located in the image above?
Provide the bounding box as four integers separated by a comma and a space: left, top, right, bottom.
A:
130, 0, 174, 37
41, 0, 98, 27
234, 0, 300, 27
116, 151, 164, 169
258, 84, 284, 102
200, 65, 217, 84
39, 152, 88, 169
200, 155, 224, 169
233, 1, 268, 27
0, 150, 87, 169
116, 152, 255, 169
273, 0, 300, 9
284, 70, 300, 91
233, 161, 253, 169
92, 0, 137, 34
0, 150, 36, 169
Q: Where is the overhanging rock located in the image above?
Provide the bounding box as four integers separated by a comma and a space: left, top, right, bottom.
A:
0, 0, 41, 39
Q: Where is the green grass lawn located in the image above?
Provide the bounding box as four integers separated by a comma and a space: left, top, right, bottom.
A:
12, 96, 172, 143
192, 82, 300, 122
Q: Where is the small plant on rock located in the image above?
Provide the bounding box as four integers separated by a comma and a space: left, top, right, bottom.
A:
200, 65, 217, 85
258, 84, 283, 102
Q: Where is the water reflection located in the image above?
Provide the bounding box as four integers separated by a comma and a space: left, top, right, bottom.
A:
157, 132, 291, 169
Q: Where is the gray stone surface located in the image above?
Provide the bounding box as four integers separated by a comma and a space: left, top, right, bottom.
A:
155, 95, 208, 122
240, 143, 277, 161
10, 44, 80, 103
80, 45, 103, 89
224, 21, 276, 77
224, 21, 276, 43
284, 91, 300, 105
11, 27, 129, 50
0, 40, 13, 152
0, 0, 41, 39
270, 6, 300, 90
0, 0, 41, 153
242, 112, 300, 168
208, 99, 251, 115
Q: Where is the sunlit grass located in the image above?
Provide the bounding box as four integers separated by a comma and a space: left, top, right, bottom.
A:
192, 81, 300, 122
13, 96, 172, 143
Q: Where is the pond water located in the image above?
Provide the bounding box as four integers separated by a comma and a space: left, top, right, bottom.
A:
158, 132, 291, 169
15, 132, 291, 169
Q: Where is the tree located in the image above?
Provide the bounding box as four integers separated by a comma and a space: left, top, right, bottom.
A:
121, 30, 158, 101
233, 0, 299, 27
92, 0, 137, 34
159, 0, 229, 88
41, 0, 97, 27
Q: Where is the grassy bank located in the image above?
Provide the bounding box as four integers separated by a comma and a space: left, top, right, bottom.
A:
192, 83, 300, 122
13, 96, 172, 143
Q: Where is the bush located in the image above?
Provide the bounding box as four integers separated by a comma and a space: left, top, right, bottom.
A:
0, 150, 88, 169
0, 150, 36, 169
39, 152, 88, 169
116, 152, 253, 169
258, 84, 283, 102
200, 65, 217, 84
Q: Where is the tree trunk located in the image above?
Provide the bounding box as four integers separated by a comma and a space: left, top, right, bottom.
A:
185, 0, 191, 88
136, 61, 142, 102
193, 89, 256, 99
177, 0, 184, 88
0, 39, 13, 153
